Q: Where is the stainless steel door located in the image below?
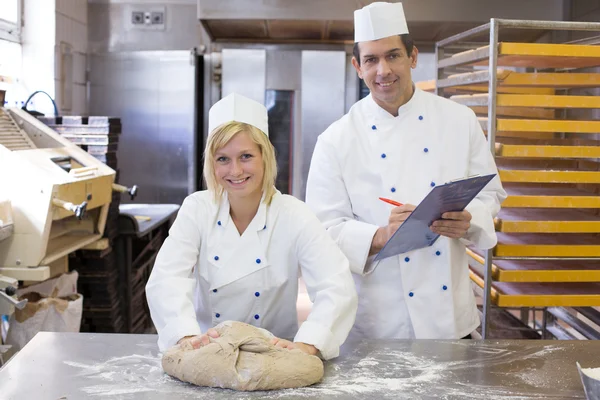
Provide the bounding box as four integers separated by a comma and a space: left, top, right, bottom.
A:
89, 50, 197, 205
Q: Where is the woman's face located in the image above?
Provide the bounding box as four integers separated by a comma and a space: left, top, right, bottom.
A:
213, 130, 264, 201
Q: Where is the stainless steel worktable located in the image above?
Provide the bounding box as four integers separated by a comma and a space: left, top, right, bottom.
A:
0, 332, 595, 399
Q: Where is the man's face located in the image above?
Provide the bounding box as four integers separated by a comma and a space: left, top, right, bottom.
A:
352, 35, 418, 110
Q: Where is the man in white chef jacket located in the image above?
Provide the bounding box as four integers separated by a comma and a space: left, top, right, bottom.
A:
306, 2, 507, 340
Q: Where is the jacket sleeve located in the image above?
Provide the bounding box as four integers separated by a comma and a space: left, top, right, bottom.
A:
146, 195, 203, 351
306, 134, 379, 275
292, 202, 358, 360
460, 111, 507, 250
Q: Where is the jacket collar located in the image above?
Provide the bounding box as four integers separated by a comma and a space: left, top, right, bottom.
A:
365, 84, 421, 120
215, 190, 272, 233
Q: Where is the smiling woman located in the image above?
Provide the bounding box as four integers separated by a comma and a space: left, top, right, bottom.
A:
145, 93, 358, 377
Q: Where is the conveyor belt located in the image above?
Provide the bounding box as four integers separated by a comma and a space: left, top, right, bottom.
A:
438, 42, 600, 69
468, 248, 600, 282
470, 261, 600, 307
0, 108, 36, 150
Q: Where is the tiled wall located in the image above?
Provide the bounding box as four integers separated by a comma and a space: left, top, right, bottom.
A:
54, 0, 88, 116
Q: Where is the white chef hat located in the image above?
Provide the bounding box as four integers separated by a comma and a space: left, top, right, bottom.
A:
208, 93, 269, 137
354, 2, 409, 43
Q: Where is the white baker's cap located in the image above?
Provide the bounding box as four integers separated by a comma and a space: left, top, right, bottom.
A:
354, 2, 409, 43
208, 93, 269, 136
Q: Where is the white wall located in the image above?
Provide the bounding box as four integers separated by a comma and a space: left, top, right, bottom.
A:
21, 0, 55, 113
20, 0, 88, 116
55, 0, 88, 115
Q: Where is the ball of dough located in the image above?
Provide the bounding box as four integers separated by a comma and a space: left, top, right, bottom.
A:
162, 321, 324, 391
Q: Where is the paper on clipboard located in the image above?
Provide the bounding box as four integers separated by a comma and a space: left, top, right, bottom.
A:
374, 173, 496, 261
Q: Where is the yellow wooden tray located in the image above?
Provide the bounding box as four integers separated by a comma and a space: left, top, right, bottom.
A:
503, 186, 600, 209
439, 43, 600, 70
494, 233, 600, 258
451, 93, 600, 109
468, 248, 600, 283
495, 143, 600, 159
499, 169, 600, 184
471, 106, 555, 119
438, 69, 600, 89
495, 208, 600, 233
469, 262, 600, 307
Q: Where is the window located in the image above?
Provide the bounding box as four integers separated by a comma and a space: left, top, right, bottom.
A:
0, 0, 21, 43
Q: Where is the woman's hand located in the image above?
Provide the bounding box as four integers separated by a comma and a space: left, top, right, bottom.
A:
177, 328, 219, 349
271, 337, 318, 356
290, 342, 318, 356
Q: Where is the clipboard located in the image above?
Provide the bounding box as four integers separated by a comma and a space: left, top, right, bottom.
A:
374, 173, 496, 261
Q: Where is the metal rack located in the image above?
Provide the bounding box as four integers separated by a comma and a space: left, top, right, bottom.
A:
434, 19, 600, 339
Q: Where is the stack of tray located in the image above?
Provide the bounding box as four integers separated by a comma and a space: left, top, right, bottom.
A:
69, 248, 124, 333
434, 19, 600, 338
37, 116, 120, 169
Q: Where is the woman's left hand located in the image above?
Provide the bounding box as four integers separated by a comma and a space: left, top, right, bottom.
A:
271, 337, 294, 349
290, 342, 318, 356
271, 337, 318, 356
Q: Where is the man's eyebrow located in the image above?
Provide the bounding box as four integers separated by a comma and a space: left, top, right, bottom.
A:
362, 48, 404, 59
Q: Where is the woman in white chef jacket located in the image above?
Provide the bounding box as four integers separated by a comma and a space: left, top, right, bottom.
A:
146, 93, 357, 360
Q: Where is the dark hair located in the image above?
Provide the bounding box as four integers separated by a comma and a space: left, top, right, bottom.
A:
353, 34, 414, 65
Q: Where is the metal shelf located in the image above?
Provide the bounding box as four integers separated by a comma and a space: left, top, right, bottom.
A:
435, 18, 600, 339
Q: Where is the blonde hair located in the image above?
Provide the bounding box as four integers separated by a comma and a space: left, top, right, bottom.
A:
203, 122, 278, 204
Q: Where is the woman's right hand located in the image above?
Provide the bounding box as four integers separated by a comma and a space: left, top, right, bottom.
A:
177, 328, 220, 349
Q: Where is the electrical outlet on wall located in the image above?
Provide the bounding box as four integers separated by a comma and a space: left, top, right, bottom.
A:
128, 6, 165, 30
131, 11, 144, 25
151, 12, 164, 25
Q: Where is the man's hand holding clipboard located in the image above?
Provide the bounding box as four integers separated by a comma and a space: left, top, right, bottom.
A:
373, 174, 497, 262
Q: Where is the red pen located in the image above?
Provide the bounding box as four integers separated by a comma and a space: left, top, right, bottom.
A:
379, 197, 403, 207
